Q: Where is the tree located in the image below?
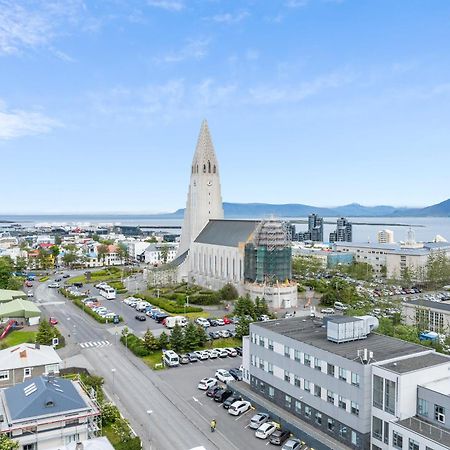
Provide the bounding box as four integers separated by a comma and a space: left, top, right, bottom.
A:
0, 257, 14, 289
160, 244, 170, 264
117, 243, 129, 264
233, 295, 256, 319
36, 320, 58, 346
169, 324, 184, 353
14, 256, 27, 273
158, 331, 169, 350
195, 325, 208, 347
49, 246, 60, 266
37, 249, 52, 270
0, 434, 19, 450
62, 252, 77, 268
292, 256, 324, 277
235, 316, 252, 338
143, 329, 160, 352
254, 297, 269, 317
55, 235, 62, 245
183, 322, 200, 351
97, 244, 109, 264
219, 283, 238, 301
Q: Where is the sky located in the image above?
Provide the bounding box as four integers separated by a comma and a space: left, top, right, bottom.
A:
1, 0, 450, 214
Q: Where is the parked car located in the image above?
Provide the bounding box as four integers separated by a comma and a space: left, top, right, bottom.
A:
215, 369, 235, 383
270, 429, 291, 446
62, 274, 70, 278
198, 377, 217, 390
209, 331, 220, 339
179, 354, 190, 364
135, 315, 146, 321
49, 317, 58, 325
215, 319, 225, 326
255, 422, 277, 439
223, 316, 233, 324
320, 308, 335, 314
217, 329, 231, 338
249, 412, 270, 430
27, 290, 33, 297
187, 352, 198, 363
229, 368, 242, 381
213, 388, 233, 403
25, 281, 33, 287
214, 348, 228, 358
73, 282, 83, 288
224, 347, 237, 357
281, 439, 302, 450
222, 394, 242, 409
206, 385, 223, 398
235, 347, 243, 356
228, 400, 251, 416
196, 317, 210, 327
259, 314, 270, 321
55, 277, 62, 282
208, 319, 220, 326
48, 282, 59, 288
194, 350, 209, 361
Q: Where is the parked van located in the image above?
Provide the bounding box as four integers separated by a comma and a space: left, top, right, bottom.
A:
334, 301, 348, 311
164, 316, 188, 329
163, 350, 180, 367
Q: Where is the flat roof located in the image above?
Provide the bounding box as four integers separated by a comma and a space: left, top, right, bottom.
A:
253, 318, 428, 364
397, 417, 450, 448
422, 377, 450, 396
405, 299, 450, 312
378, 353, 450, 374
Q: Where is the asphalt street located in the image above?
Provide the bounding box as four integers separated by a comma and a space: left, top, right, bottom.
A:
32, 276, 261, 450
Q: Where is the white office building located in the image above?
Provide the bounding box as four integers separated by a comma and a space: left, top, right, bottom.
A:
377, 229, 394, 244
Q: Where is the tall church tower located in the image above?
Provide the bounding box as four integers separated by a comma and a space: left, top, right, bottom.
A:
178, 120, 224, 256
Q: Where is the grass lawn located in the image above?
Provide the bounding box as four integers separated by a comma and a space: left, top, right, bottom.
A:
67, 268, 126, 285
185, 311, 210, 320
103, 425, 120, 447
142, 352, 164, 370
1, 330, 37, 347
206, 337, 242, 349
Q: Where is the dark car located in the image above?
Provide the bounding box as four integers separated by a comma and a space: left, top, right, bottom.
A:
206, 385, 223, 398
73, 282, 83, 288
214, 388, 233, 403
222, 394, 242, 409
235, 347, 243, 356
209, 331, 220, 339
154, 313, 169, 323
62, 274, 70, 278
135, 315, 146, 321
55, 277, 62, 282
208, 318, 220, 326
270, 429, 291, 446
179, 354, 190, 364
187, 352, 198, 362
229, 368, 242, 381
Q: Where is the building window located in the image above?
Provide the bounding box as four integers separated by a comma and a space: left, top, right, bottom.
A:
314, 384, 321, 397
339, 367, 347, 381
259, 337, 265, 347
284, 371, 291, 382
372, 416, 383, 441
351, 401, 360, 416
259, 359, 265, 370
284, 346, 291, 358
268, 387, 275, 398
45, 364, 59, 374
384, 421, 389, 444
339, 424, 348, 439
294, 375, 300, 387
285, 394, 292, 408
392, 431, 403, 449
251, 333, 256, 344
294, 349, 301, 362
295, 401, 302, 414
351, 372, 360, 387
327, 390, 335, 404
418, 398, 428, 417
407, 438, 420, 450
314, 357, 322, 370
315, 412, 322, 425
327, 363, 335, 376
0, 370, 9, 380
327, 418, 335, 432
373, 375, 383, 409
435, 405, 445, 423
385, 379, 396, 415
304, 353, 311, 367
304, 405, 311, 418
268, 363, 274, 375
338, 396, 347, 410
251, 355, 255, 366
351, 431, 360, 446
304, 380, 310, 393
24, 367, 32, 377
268, 339, 274, 351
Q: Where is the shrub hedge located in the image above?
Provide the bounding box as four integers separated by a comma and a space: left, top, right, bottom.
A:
120, 333, 150, 357
136, 293, 202, 314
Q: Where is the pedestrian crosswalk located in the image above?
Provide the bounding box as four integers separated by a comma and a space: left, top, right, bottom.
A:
79, 340, 112, 349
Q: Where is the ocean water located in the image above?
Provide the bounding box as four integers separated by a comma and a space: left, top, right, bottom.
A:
1, 215, 449, 244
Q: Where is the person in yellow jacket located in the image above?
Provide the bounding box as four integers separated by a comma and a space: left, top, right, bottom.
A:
210, 419, 217, 432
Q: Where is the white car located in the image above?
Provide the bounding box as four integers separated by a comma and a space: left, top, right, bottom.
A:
218, 329, 231, 338
194, 350, 209, 361
207, 349, 219, 359
214, 348, 228, 358
196, 317, 210, 327
215, 369, 235, 383
197, 377, 217, 390
228, 400, 251, 416
27, 291, 33, 297
224, 347, 237, 357
215, 319, 225, 326
255, 422, 277, 439
48, 282, 60, 288
321, 308, 335, 314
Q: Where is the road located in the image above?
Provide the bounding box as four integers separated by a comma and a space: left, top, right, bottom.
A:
33, 277, 257, 450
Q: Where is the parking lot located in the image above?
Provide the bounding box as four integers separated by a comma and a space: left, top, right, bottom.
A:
160, 357, 310, 450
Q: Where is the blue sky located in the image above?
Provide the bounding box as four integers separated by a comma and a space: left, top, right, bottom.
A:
1, 0, 450, 213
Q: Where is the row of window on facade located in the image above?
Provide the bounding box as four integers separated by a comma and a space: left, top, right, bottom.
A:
415, 309, 444, 333
191, 161, 217, 174
251, 356, 360, 416
193, 250, 242, 279
0, 365, 60, 380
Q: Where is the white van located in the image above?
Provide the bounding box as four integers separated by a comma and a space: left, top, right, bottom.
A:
165, 316, 188, 329
163, 350, 179, 367
334, 301, 348, 311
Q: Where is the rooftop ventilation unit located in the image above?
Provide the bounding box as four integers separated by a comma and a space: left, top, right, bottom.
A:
326, 316, 378, 343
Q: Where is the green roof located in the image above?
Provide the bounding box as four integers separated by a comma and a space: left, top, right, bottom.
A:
0, 289, 27, 303
0, 299, 41, 319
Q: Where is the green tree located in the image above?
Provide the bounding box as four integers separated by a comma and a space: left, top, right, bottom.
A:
169, 324, 184, 353
62, 252, 77, 268
49, 246, 60, 266
400, 266, 413, 287
183, 322, 200, 351
36, 320, 58, 346
97, 244, 109, 264
254, 297, 269, 317
92, 234, 100, 242
292, 256, 324, 277
426, 251, 450, 288
0, 434, 19, 450
0, 257, 14, 289
195, 324, 208, 347
343, 262, 373, 281
235, 316, 252, 338
233, 295, 256, 319
160, 244, 170, 264
37, 249, 52, 270
54, 235, 62, 245
101, 402, 121, 426
117, 243, 129, 264
219, 283, 238, 301
158, 331, 169, 350
14, 256, 27, 273
143, 329, 160, 352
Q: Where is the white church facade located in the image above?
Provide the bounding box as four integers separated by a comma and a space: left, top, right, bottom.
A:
172, 120, 297, 309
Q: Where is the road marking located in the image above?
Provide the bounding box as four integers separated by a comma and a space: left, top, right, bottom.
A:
235, 409, 251, 421
244, 424, 250, 428
192, 396, 203, 406
266, 441, 271, 446
79, 340, 112, 349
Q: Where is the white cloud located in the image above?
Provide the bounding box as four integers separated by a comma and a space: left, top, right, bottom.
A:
207, 11, 249, 24
147, 0, 184, 11
157, 38, 210, 63
285, 0, 309, 7
0, 101, 61, 140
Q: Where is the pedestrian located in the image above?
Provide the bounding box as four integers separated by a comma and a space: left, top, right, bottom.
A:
210, 419, 217, 432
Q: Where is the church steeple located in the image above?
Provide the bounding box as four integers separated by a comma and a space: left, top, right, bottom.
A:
178, 120, 224, 257
191, 119, 219, 176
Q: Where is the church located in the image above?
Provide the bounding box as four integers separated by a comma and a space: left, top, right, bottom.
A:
173, 120, 298, 309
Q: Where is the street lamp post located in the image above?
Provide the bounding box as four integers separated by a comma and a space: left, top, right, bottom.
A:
146, 409, 153, 450
111, 368, 116, 391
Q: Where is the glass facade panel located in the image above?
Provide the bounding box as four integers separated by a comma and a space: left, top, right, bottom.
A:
373, 375, 383, 409
385, 379, 396, 415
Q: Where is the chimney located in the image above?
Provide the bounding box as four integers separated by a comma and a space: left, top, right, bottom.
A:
35, 343, 40, 350
19, 350, 27, 359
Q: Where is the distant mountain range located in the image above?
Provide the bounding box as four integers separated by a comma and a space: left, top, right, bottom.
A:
169, 198, 450, 218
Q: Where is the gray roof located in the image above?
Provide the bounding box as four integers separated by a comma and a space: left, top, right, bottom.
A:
4, 376, 88, 422
170, 250, 188, 267
378, 352, 450, 374
194, 219, 260, 247
253, 318, 428, 364
405, 299, 450, 312
396, 416, 450, 448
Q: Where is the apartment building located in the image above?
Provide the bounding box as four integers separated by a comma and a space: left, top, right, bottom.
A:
377, 229, 395, 244
242, 316, 445, 450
